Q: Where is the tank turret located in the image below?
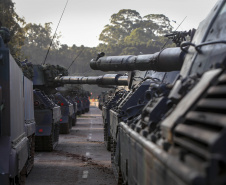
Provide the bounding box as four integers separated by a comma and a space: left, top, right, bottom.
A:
55, 74, 128, 86
90, 47, 185, 72
32, 64, 68, 94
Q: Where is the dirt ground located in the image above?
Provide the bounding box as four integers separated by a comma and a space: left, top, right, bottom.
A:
26, 106, 116, 185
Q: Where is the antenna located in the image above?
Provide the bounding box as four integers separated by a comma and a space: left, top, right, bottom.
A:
161, 16, 187, 50
67, 48, 84, 70
42, 0, 69, 65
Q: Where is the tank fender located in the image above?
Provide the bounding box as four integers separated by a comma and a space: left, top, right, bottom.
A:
12, 136, 28, 173
24, 120, 36, 137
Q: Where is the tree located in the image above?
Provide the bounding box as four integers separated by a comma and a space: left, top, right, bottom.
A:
142, 14, 173, 36
24, 23, 59, 49
124, 28, 150, 45
21, 23, 61, 64
98, 10, 174, 55
0, 0, 26, 59
99, 9, 142, 44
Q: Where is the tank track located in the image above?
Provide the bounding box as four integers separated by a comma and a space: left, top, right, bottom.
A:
35, 124, 59, 151
18, 165, 26, 185
10, 163, 27, 185
72, 118, 76, 126
110, 137, 123, 185
59, 122, 70, 134
104, 121, 111, 151
35, 135, 54, 152
74, 115, 77, 125
69, 117, 72, 129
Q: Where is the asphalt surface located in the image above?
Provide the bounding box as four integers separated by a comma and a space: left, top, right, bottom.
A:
26, 106, 116, 185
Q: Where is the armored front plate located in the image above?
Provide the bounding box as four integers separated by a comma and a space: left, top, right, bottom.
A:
110, 109, 119, 141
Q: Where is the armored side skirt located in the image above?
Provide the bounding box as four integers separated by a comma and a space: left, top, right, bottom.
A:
110, 110, 120, 142
119, 122, 202, 185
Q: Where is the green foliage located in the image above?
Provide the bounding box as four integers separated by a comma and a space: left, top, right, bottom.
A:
99, 9, 173, 50
142, 14, 173, 36
0, 0, 26, 59
21, 23, 61, 64
24, 23, 57, 49
124, 28, 150, 45
99, 9, 142, 44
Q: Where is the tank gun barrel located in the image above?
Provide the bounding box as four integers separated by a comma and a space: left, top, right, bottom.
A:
90, 47, 185, 72
55, 74, 128, 86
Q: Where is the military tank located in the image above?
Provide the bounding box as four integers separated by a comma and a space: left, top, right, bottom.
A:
32, 64, 67, 150
101, 86, 128, 151
98, 91, 109, 110
92, 70, 181, 181
90, 1, 226, 184
66, 95, 77, 126
90, 41, 186, 158
53, 93, 74, 134
74, 96, 83, 115
0, 26, 35, 184
55, 74, 128, 112
23, 74, 36, 176
33, 90, 61, 151
56, 74, 128, 148
82, 96, 90, 113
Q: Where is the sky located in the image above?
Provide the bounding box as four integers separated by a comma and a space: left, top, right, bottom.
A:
13, 0, 218, 47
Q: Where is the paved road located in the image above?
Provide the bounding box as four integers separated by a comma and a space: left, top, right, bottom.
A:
26, 106, 116, 185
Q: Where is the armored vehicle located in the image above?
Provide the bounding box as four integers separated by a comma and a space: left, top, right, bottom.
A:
74, 96, 82, 115
90, 49, 185, 178
23, 76, 36, 175
101, 87, 128, 150
53, 93, 74, 134
98, 91, 109, 110
32, 64, 67, 150
66, 95, 77, 126
80, 96, 89, 113
0, 29, 35, 184
55, 74, 128, 112
81, 98, 86, 114
90, 1, 226, 184
33, 90, 61, 151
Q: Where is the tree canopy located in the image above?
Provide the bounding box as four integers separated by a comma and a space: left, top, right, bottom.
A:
99, 9, 172, 47
0, 0, 25, 59
98, 9, 174, 55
